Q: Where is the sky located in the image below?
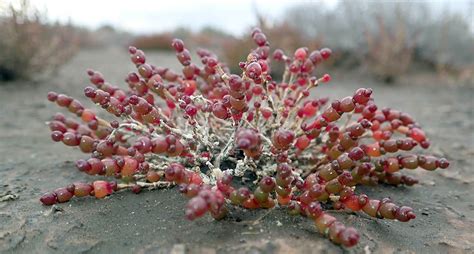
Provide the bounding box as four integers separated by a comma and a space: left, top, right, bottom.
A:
5, 0, 473, 36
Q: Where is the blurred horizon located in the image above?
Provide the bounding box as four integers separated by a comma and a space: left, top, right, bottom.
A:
1, 0, 473, 84
5, 0, 474, 35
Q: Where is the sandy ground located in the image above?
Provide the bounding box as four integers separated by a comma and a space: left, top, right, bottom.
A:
0, 47, 473, 254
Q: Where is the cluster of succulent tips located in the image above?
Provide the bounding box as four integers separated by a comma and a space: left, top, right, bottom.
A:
41, 28, 449, 247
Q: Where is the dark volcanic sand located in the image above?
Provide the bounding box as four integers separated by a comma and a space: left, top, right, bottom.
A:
0, 47, 473, 254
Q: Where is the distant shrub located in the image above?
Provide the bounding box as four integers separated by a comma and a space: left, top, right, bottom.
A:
0, 0, 80, 81
131, 27, 234, 52
417, 13, 474, 80
131, 33, 175, 51
283, 0, 473, 83
364, 14, 415, 83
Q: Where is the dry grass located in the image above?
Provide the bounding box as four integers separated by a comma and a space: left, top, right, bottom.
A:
284, 1, 473, 84
0, 0, 80, 81
365, 14, 415, 83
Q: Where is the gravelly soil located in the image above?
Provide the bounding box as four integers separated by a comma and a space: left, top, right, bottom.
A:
0, 47, 473, 254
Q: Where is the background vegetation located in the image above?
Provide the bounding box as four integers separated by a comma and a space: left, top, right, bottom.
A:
1, 0, 472, 84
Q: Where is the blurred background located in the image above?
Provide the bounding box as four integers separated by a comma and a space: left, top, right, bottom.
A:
0, 2, 473, 252
0, 0, 473, 84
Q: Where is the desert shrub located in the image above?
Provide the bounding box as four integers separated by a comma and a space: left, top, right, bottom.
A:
283, 0, 473, 83
131, 27, 234, 52
285, 1, 426, 82
0, 0, 80, 81
364, 13, 415, 83
131, 32, 175, 51
417, 13, 474, 82
41, 28, 450, 248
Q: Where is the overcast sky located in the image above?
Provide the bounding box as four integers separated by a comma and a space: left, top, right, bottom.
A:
6, 0, 474, 35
